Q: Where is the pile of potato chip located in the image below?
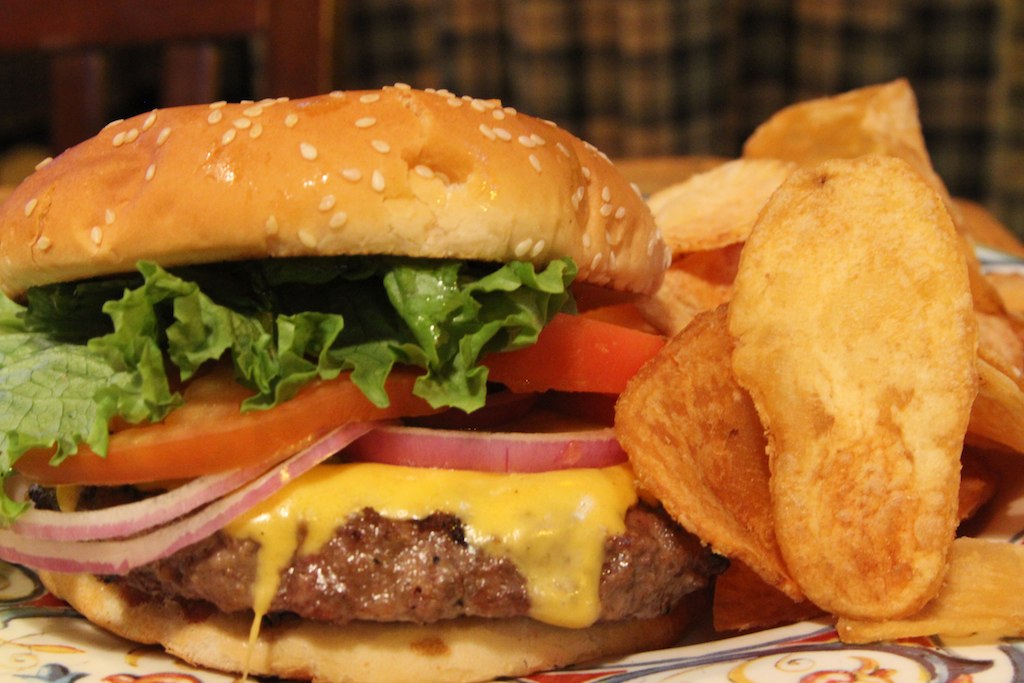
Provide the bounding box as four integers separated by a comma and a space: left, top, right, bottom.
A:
617, 79, 1024, 641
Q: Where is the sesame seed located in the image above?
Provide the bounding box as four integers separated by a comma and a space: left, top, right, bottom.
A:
360, 93, 381, 104
145, 164, 156, 181
341, 168, 363, 182
36, 235, 52, 251
414, 165, 434, 179
610, 251, 617, 268
600, 203, 613, 217
300, 142, 318, 160
35, 157, 53, 171
371, 170, 386, 192
371, 139, 391, 154
528, 154, 542, 173
208, 110, 223, 124
112, 132, 126, 147
601, 187, 611, 202
157, 128, 171, 146
319, 194, 336, 211
504, 107, 517, 116
210, 101, 227, 109
285, 113, 299, 128
425, 87, 436, 94
583, 233, 593, 249
493, 127, 512, 141
124, 128, 139, 143
23, 198, 38, 217
142, 111, 157, 131
299, 229, 318, 247
542, 119, 557, 127
582, 166, 591, 180
355, 117, 377, 129
556, 142, 570, 158
266, 215, 279, 235
277, 96, 290, 103
90, 226, 103, 245
647, 237, 656, 256
471, 99, 488, 112
393, 82, 412, 91
514, 239, 533, 258
479, 124, 496, 141
250, 123, 263, 138
614, 206, 626, 220
103, 118, 124, 130
330, 90, 346, 98
630, 182, 643, 198
517, 135, 535, 148
105, 209, 116, 225
221, 129, 236, 145
591, 253, 603, 270
329, 211, 348, 228
571, 187, 584, 210
244, 105, 264, 117
446, 98, 463, 107
531, 134, 546, 146
492, 109, 506, 120
233, 118, 252, 130
663, 250, 672, 269
530, 240, 545, 257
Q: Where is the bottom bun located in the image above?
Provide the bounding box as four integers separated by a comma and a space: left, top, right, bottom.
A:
40, 571, 702, 683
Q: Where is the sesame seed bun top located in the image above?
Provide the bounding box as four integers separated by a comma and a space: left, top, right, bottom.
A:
0, 86, 668, 299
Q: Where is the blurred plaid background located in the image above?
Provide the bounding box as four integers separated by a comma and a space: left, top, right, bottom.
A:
3, 0, 1024, 236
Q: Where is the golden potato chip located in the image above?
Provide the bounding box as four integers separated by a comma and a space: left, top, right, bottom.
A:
968, 357, 1024, 454
837, 537, 1024, 643
713, 455, 994, 634
987, 272, 1024, 319
955, 198, 1024, 258
729, 155, 978, 620
616, 306, 801, 599
976, 311, 1024, 381
741, 79, 1007, 319
713, 560, 822, 633
742, 79, 949, 207
636, 244, 742, 335
646, 159, 795, 253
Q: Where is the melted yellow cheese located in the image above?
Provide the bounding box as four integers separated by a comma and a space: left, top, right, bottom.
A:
225, 463, 637, 628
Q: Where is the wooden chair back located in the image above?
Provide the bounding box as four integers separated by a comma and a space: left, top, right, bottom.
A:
0, 0, 334, 153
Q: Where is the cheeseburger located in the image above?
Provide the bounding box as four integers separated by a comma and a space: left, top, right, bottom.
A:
0, 86, 716, 682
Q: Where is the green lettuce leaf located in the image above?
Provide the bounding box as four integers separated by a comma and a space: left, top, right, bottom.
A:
0, 256, 576, 524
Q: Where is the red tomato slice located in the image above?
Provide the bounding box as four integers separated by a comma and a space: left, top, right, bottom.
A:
484, 313, 665, 394
579, 302, 660, 334
15, 367, 436, 486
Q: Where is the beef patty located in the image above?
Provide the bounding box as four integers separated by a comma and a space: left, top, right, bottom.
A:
114, 504, 718, 625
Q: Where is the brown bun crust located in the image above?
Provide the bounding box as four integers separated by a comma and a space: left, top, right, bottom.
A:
0, 87, 667, 298
40, 570, 698, 683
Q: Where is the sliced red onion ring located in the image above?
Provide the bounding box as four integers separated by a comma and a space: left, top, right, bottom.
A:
347, 423, 627, 472
0, 422, 372, 575
9, 459, 271, 541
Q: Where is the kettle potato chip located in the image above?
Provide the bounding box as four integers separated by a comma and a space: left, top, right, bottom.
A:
636, 244, 742, 335
728, 155, 978, 620
836, 537, 1024, 642
616, 306, 801, 599
647, 159, 795, 254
